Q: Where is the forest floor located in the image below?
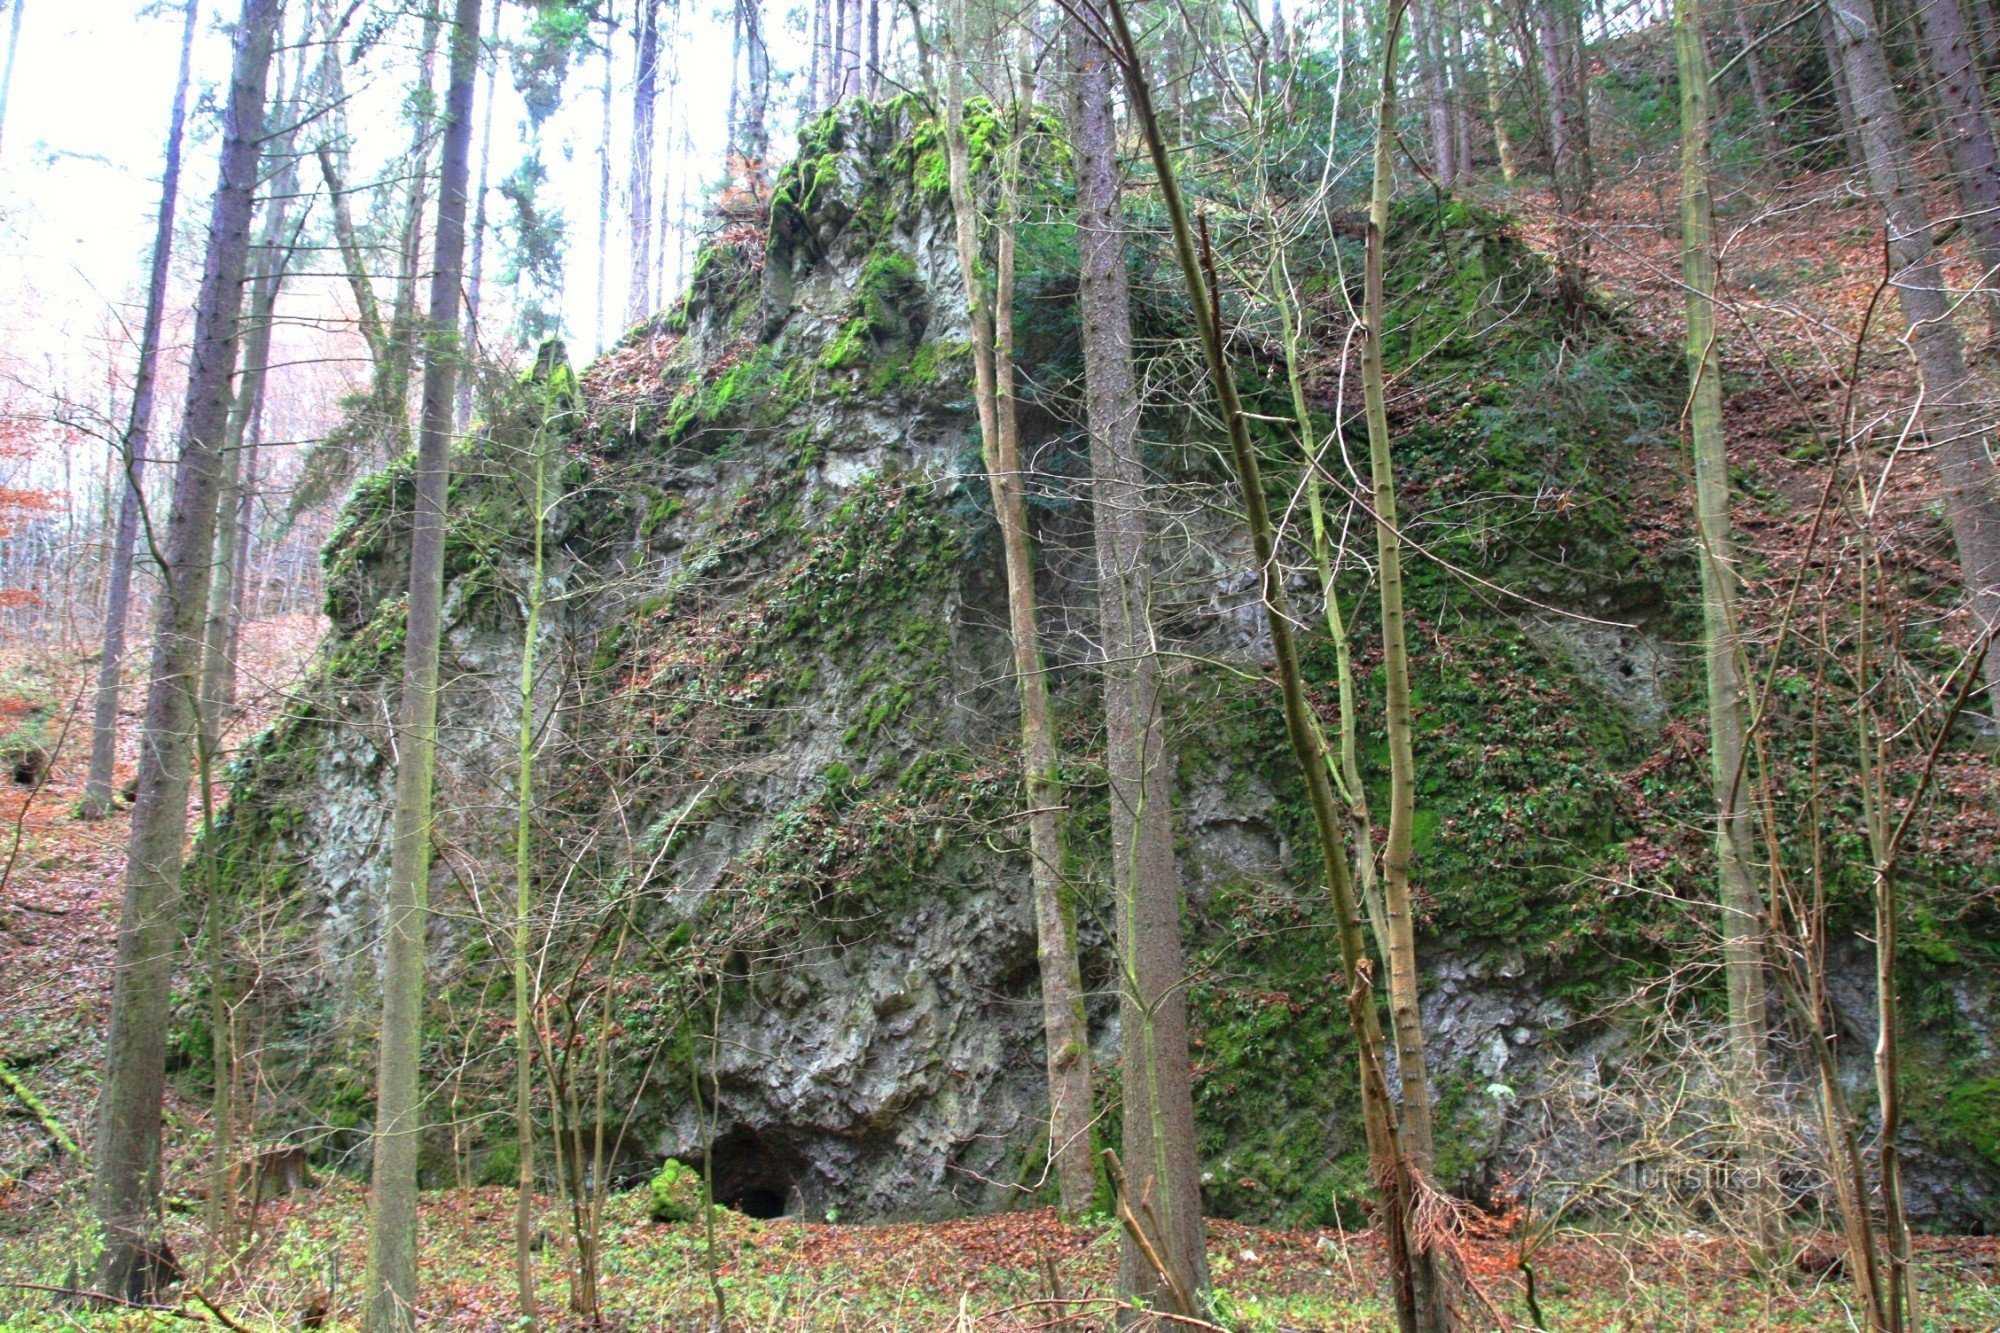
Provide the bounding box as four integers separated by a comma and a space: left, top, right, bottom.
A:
6, 169, 2000, 1327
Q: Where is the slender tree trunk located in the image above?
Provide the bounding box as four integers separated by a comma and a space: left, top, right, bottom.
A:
1100, 0, 1440, 1323
1723, 0, 1776, 147
739, 0, 769, 178
1359, 7, 1448, 1326
1855, 571, 1912, 1333
1913, 0, 2000, 339
866, 0, 880, 93
1068, 17, 1211, 1297
361, 0, 480, 1324
1818, 4, 1863, 169
1412, 0, 1456, 185
318, 139, 390, 367
223, 415, 260, 697
81, 0, 200, 821
0, 0, 23, 162
461, 0, 501, 424
843, 0, 862, 96
90, 0, 279, 1298
201, 101, 301, 761
1481, 0, 1519, 181
512, 369, 558, 1333
593, 8, 612, 353
1535, 0, 1588, 313
1365, 97, 1440, 1196
1673, 0, 1782, 1260
1831, 0, 2000, 708
628, 0, 659, 327
944, 0, 1099, 1231
1447, 6, 1475, 179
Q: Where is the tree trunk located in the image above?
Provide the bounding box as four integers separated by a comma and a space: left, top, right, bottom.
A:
739, 0, 769, 177
628, 0, 660, 327
1069, 18, 1209, 1295
1480, 0, 1518, 181
81, 0, 200, 822
1100, 0, 1441, 1323
1831, 0, 2000, 709
512, 363, 560, 1333
90, 0, 279, 1299
1534, 0, 1589, 314
462, 0, 501, 421
1913, 0, 2000, 340
866, 0, 880, 95
1673, 0, 1782, 1259
592, 6, 612, 353
201, 87, 302, 761
1818, 4, 1863, 169
944, 0, 1100, 1231
360, 0, 480, 1324
0, 0, 23, 162
843, 0, 862, 96
1359, 7, 1448, 1327
1723, 0, 1776, 148
1412, 0, 1456, 185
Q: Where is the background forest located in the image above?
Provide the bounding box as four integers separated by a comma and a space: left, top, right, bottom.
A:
0, 0, 1997, 1326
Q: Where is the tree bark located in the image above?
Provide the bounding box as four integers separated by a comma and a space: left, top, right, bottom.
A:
1534, 0, 1589, 311
81, 0, 201, 821
1412, 0, 1456, 185
1912, 0, 2000, 339
738, 0, 769, 177
592, 4, 612, 353
360, 0, 480, 1324
1831, 0, 2000, 709
1067, 15, 1213, 1292
90, 0, 279, 1298
944, 0, 1100, 1230
867, 0, 880, 95
1817, 3, 1863, 169
462, 0, 502, 420
1673, 0, 1781, 1258
628, 0, 660, 327
1480, 0, 1519, 181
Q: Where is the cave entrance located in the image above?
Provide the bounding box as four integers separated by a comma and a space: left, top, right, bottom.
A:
702, 1127, 800, 1219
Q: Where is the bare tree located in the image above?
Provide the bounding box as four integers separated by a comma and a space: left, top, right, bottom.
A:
90, 0, 280, 1298
361, 0, 482, 1323
80, 0, 201, 821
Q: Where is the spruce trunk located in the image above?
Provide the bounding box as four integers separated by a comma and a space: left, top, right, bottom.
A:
1830, 0, 2000, 712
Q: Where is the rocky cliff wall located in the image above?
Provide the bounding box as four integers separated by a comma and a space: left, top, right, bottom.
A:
208, 99, 2000, 1231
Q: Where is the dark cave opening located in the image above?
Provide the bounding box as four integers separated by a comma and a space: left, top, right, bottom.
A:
702, 1127, 800, 1219
730, 1186, 787, 1220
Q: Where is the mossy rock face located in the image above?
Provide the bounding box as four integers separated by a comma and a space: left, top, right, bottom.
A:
211, 105, 2000, 1229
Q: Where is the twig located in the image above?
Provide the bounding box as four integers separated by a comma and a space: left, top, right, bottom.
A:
0, 675, 88, 908
1100, 1149, 1197, 1320
0, 1284, 213, 1325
